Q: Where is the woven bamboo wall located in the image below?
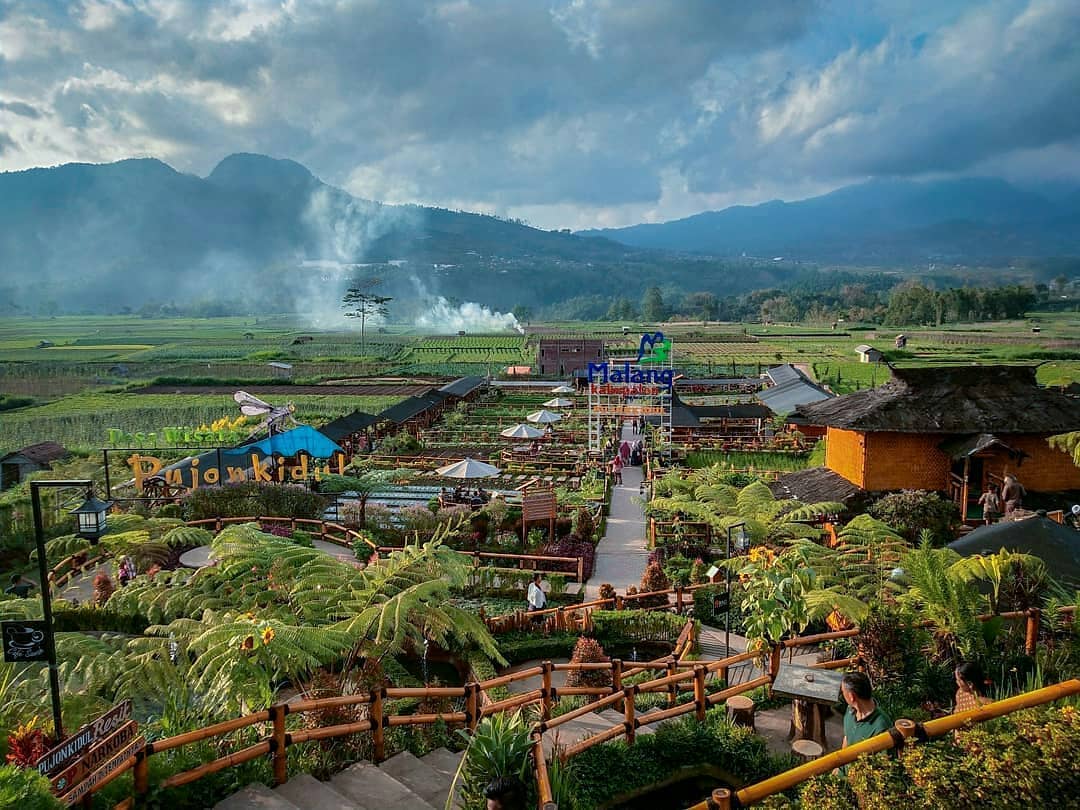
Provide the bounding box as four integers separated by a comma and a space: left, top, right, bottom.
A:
862, 432, 951, 491
824, 428, 866, 486
996, 435, 1080, 491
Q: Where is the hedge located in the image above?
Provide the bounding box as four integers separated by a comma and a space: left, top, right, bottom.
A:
591, 609, 696, 648
756, 703, 1080, 809
567, 709, 793, 810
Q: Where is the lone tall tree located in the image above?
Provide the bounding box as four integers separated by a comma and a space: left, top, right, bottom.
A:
342, 280, 392, 358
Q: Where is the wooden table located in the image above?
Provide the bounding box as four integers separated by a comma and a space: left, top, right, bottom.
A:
770, 663, 844, 752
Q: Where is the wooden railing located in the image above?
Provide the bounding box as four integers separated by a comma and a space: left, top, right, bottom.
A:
694, 677, 1080, 809
48, 551, 110, 592
185, 516, 378, 552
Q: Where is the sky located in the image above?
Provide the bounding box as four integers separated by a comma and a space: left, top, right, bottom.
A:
1, 0, 1078, 230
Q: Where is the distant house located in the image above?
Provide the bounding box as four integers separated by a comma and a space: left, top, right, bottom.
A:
109, 364, 130, 377
0, 442, 70, 490
505, 365, 532, 376
537, 338, 604, 376
36, 340, 54, 349
854, 344, 884, 363
894, 334, 907, 350
291, 335, 314, 345
243, 332, 255, 340
268, 361, 293, 378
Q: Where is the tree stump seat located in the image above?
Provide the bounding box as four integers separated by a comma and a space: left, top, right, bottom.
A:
792, 739, 823, 763
726, 695, 756, 730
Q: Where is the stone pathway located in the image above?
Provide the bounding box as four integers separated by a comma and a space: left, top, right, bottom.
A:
586, 423, 649, 598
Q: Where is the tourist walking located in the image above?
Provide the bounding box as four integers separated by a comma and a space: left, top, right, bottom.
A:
611, 453, 623, 485
1001, 474, 1026, 516
977, 484, 1002, 524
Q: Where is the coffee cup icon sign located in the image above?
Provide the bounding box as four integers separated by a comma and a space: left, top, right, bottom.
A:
7, 626, 44, 650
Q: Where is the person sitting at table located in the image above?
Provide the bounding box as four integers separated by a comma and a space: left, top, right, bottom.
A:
838, 672, 892, 775
453, 485, 464, 502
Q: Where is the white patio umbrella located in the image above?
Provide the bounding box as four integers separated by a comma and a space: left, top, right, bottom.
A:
526, 409, 563, 424
550, 385, 575, 394
500, 423, 546, 439
542, 397, 574, 408
434, 457, 502, 479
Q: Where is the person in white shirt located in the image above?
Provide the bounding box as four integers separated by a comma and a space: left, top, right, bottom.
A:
526, 573, 547, 612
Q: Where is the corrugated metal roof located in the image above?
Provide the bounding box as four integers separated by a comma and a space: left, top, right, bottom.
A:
438, 376, 486, 398
759, 378, 834, 415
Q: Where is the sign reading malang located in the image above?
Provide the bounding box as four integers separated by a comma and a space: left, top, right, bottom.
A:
127, 452, 347, 491
587, 331, 674, 390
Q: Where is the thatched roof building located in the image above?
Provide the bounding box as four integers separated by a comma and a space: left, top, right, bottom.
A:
796, 365, 1080, 518
797, 365, 1080, 434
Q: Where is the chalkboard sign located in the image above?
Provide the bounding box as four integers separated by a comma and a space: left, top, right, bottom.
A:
3, 620, 49, 663
712, 591, 730, 614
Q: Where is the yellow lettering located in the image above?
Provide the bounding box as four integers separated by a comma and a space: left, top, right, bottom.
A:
203, 466, 220, 485
227, 466, 247, 483
251, 455, 273, 482
190, 458, 200, 489
290, 456, 309, 481
127, 454, 162, 491
164, 469, 184, 487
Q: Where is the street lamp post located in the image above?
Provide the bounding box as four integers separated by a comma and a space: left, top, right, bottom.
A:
30, 480, 112, 740
725, 522, 749, 657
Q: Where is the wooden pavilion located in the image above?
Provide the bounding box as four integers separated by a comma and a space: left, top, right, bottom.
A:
796, 365, 1080, 520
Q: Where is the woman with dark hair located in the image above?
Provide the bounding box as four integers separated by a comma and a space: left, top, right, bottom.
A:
954, 661, 991, 714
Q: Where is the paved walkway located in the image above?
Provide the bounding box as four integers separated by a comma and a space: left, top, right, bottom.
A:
586, 424, 649, 598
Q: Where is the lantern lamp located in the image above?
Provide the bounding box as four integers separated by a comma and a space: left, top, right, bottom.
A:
70, 490, 113, 542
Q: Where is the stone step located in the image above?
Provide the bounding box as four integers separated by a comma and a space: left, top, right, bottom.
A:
274, 773, 354, 810
379, 751, 454, 807
213, 782, 299, 810
421, 747, 464, 779
331, 761, 439, 810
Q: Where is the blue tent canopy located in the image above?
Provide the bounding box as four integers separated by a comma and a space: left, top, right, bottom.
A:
224, 426, 343, 459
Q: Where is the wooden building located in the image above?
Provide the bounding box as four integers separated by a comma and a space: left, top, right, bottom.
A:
537, 337, 604, 376
0, 442, 70, 490
797, 366, 1080, 519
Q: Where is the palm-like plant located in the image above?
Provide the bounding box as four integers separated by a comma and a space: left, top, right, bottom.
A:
896, 533, 989, 662
452, 710, 535, 810
949, 548, 1048, 614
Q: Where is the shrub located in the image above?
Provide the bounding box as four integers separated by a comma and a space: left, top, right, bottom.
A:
592, 610, 692, 648
93, 572, 115, 606
636, 560, 671, 608
572, 506, 596, 542
379, 432, 422, 455
868, 490, 960, 544
182, 482, 327, 521
455, 711, 533, 810
568, 710, 788, 810
565, 637, 612, 689
856, 604, 924, 688
541, 535, 597, 580
0, 764, 63, 810
662, 554, 693, 587
598, 583, 616, 602
6, 717, 50, 767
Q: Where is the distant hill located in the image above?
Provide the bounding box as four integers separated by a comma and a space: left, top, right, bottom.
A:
0, 153, 646, 314
578, 177, 1080, 261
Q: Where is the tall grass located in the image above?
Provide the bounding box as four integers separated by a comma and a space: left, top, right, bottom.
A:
684, 450, 810, 472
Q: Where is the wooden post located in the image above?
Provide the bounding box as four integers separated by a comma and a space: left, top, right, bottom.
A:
711, 787, 732, 809
615, 595, 624, 610
372, 688, 385, 762
542, 661, 554, 719
650, 518, 656, 547
577, 555, 584, 583
466, 683, 479, 732
133, 747, 149, 804
612, 659, 624, 713
270, 704, 287, 786
1026, 607, 1041, 656
961, 457, 970, 522
694, 665, 707, 722
676, 586, 684, 614
667, 656, 677, 708
623, 687, 636, 744
718, 664, 729, 686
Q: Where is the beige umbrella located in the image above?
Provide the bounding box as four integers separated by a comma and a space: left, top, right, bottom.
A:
526, 409, 563, 424
434, 457, 502, 479
550, 385, 576, 394
500, 423, 546, 439
542, 397, 574, 408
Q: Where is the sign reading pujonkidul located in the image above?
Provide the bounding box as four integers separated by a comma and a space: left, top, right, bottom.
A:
126, 451, 347, 492
36, 700, 133, 777
2, 620, 48, 663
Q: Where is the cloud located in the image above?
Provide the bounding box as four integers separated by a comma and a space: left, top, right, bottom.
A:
0, 0, 1077, 228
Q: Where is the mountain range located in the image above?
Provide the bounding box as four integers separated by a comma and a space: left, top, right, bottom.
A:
1, 153, 1078, 316
579, 177, 1080, 261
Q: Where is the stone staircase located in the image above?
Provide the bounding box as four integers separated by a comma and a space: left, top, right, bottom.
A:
541, 706, 664, 755
213, 749, 463, 810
